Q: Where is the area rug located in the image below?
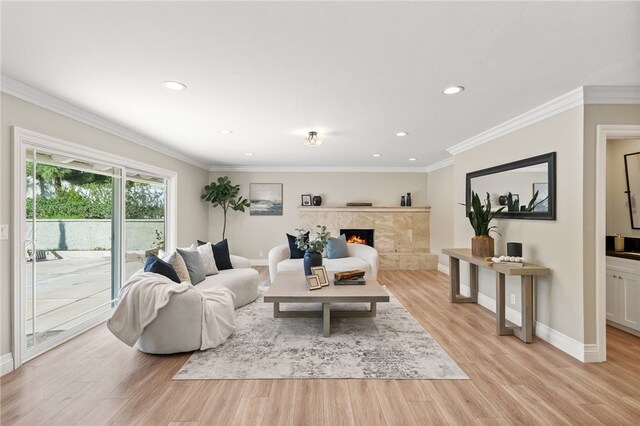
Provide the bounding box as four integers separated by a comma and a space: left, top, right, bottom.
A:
174, 287, 468, 380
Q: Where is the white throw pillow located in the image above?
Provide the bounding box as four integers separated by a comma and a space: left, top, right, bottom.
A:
159, 249, 191, 284
197, 242, 219, 275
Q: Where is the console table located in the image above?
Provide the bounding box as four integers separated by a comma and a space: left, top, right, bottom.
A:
442, 248, 550, 343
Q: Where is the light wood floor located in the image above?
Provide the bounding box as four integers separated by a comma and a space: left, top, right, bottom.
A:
2, 269, 640, 425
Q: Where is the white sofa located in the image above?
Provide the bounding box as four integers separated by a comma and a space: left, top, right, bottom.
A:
268, 243, 379, 283
135, 254, 259, 354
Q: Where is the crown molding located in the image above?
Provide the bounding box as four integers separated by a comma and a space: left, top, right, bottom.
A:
447, 86, 640, 157
424, 157, 454, 173
583, 86, 640, 104
1, 75, 209, 170
209, 165, 429, 173
447, 87, 585, 156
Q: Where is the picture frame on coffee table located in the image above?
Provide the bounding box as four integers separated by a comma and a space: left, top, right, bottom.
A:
306, 274, 322, 290
311, 266, 329, 287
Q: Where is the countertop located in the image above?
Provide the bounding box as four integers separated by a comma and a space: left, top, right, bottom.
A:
607, 251, 640, 261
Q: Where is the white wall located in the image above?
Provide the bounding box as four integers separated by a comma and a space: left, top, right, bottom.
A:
0, 93, 211, 357
426, 165, 454, 268
207, 171, 428, 259
454, 107, 585, 341
606, 139, 640, 237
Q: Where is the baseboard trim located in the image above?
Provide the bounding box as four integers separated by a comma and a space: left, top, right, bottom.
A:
437, 263, 450, 275
249, 258, 268, 266
1, 353, 14, 376
460, 285, 591, 362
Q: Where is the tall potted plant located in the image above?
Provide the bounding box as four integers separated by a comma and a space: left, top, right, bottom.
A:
467, 191, 504, 257
201, 176, 250, 240
295, 225, 331, 275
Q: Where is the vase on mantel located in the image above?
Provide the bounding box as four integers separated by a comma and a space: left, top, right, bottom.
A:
471, 235, 495, 258
303, 250, 323, 275
406, 193, 412, 207
400, 196, 406, 206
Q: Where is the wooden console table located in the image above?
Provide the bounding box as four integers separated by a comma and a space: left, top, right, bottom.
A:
442, 248, 550, 343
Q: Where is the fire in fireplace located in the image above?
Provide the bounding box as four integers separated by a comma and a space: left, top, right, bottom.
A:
340, 229, 374, 248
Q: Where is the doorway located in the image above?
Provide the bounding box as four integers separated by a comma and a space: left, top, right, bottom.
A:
595, 125, 640, 362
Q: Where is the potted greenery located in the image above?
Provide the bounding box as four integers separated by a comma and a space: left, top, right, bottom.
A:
201, 176, 250, 240
467, 191, 505, 257
295, 225, 331, 275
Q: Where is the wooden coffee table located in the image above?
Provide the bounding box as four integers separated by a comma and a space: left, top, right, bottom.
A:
263, 271, 390, 337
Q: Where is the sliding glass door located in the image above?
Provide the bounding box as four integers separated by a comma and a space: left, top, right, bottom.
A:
24, 149, 121, 355
15, 128, 175, 364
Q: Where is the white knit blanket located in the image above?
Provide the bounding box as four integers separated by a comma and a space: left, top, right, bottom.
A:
107, 272, 236, 350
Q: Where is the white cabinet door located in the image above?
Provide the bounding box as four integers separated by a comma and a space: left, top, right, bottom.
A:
619, 272, 640, 330
606, 271, 620, 322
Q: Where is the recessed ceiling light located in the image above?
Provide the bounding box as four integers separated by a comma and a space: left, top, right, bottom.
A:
409, 158, 417, 161
442, 86, 464, 95
162, 81, 186, 91
396, 132, 409, 137
245, 152, 255, 156
220, 130, 234, 135
372, 154, 381, 157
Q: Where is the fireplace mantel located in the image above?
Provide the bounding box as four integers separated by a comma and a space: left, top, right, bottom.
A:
298, 206, 437, 270
298, 206, 430, 213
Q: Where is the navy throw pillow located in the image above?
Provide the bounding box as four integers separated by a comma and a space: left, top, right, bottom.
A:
287, 232, 309, 259
144, 253, 180, 283
198, 239, 233, 270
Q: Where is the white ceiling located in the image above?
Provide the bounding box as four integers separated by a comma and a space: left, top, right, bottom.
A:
2, 1, 639, 170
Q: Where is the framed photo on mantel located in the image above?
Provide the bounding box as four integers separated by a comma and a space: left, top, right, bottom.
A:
301, 194, 312, 206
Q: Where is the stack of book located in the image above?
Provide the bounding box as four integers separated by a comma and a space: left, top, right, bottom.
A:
334, 270, 366, 285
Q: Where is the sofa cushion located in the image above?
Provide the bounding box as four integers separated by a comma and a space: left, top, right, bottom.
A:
197, 268, 260, 308
197, 242, 219, 276
144, 254, 180, 283
176, 248, 206, 284
326, 234, 349, 259
276, 257, 372, 276
286, 232, 308, 259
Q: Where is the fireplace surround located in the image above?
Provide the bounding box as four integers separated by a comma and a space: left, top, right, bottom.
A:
299, 206, 437, 270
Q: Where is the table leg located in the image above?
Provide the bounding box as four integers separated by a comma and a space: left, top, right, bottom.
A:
450, 257, 476, 303
496, 272, 512, 335
370, 302, 377, 316
323, 303, 330, 337
450, 256, 460, 302
470, 263, 478, 303
273, 302, 280, 318
520, 275, 534, 343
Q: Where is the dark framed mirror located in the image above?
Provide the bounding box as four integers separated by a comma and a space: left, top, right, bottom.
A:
466, 152, 556, 220
624, 151, 640, 229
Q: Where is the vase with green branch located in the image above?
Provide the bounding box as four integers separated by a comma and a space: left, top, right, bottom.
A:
467, 191, 505, 257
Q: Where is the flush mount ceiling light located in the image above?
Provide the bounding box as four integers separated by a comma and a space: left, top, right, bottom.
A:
442, 85, 464, 95
162, 81, 186, 91
304, 131, 322, 147
220, 130, 234, 135
396, 132, 409, 137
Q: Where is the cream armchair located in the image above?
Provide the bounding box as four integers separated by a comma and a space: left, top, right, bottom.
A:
268, 243, 379, 283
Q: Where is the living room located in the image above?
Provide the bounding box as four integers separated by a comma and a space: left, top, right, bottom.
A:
2, 1, 640, 425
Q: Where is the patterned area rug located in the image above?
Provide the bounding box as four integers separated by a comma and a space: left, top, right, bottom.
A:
174, 287, 468, 380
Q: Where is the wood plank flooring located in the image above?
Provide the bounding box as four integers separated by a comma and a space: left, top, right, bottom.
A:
2, 269, 640, 425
